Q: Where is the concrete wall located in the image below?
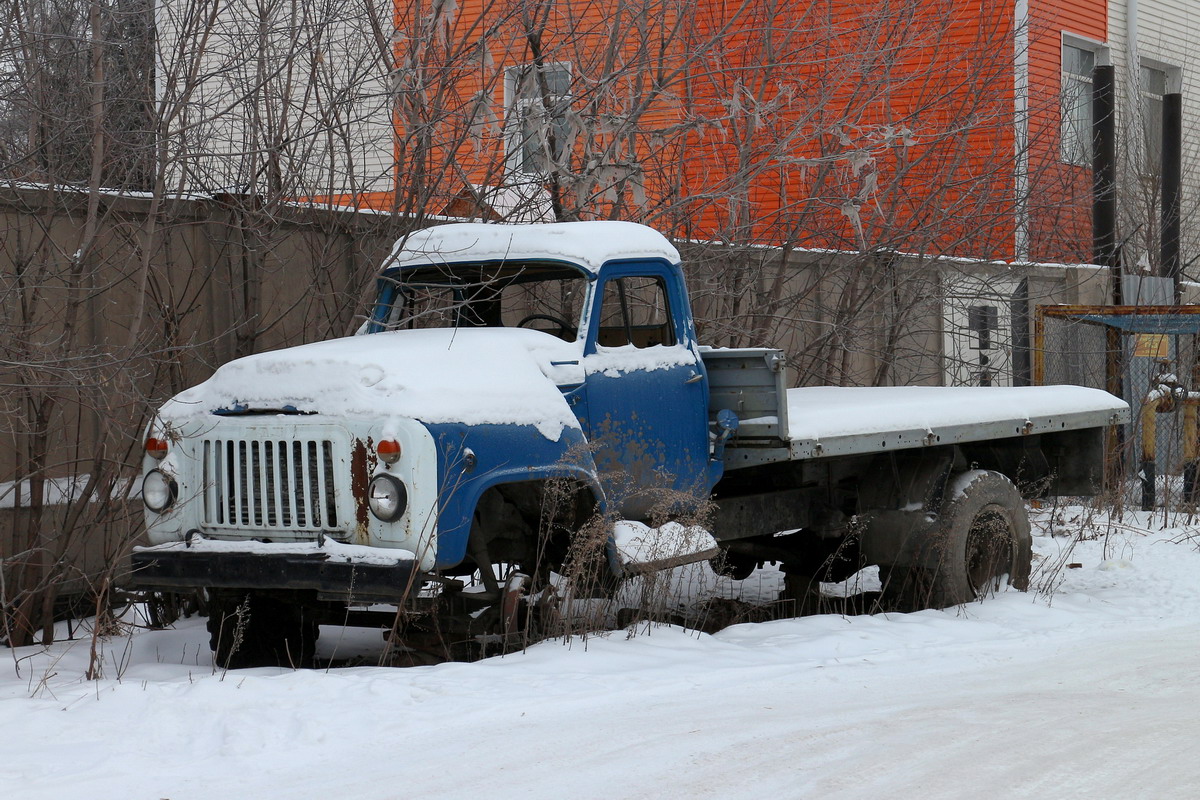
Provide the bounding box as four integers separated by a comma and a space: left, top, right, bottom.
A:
682, 242, 1110, 389
0, 184, 406, 613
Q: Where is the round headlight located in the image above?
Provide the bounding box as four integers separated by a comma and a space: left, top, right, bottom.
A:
142, 469, 177, 512
368, 474, 408, 522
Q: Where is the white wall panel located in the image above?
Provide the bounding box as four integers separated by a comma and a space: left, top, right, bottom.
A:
156, 0, 395, 198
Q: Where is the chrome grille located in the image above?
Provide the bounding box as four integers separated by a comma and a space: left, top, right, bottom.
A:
201, 438, 340, 531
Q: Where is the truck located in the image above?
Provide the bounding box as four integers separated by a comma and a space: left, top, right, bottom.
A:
131, 221, 1131, 667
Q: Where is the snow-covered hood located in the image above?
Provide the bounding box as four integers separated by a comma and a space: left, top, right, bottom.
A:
159, 328, 584, 440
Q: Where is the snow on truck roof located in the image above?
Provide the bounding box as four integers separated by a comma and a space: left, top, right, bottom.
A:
384, 222, 681, 274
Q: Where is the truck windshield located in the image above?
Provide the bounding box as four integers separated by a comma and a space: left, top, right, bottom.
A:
370, 262, 589, 341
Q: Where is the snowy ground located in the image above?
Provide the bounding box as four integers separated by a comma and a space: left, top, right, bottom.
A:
4, 505, 1200, 799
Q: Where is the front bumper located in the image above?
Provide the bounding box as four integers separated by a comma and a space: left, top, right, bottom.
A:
130, 538, 422, 602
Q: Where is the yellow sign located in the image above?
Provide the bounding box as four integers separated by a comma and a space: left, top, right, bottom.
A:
1134, 333, 1169, 358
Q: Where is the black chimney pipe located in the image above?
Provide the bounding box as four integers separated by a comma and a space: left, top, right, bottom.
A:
1162, 91, 1183, 302
1093, 64, 1120, 302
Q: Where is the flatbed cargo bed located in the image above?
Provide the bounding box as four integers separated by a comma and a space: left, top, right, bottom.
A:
722, 384, 1130, 468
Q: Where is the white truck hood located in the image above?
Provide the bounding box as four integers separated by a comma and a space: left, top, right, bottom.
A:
158, 328, 584, 441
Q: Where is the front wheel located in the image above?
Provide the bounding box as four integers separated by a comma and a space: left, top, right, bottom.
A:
207, 590, 319, 669
882, 470, 1031, 610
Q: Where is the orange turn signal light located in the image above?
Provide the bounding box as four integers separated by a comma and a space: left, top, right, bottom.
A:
145, 437, 169, 460
376, 439, 402, 464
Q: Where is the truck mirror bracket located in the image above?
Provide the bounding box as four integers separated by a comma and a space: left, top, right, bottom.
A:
712, 409, 740, 462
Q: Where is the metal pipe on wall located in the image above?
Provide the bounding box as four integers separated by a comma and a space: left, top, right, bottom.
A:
1162, 92, 1183, 302
1093, 64, 1121, 302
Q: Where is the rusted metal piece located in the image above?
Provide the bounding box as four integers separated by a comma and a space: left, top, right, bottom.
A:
1038, 304, 1200, 320
1033, 303, 1200, 384
349, 438, 374, 543
500, 572, 529, 638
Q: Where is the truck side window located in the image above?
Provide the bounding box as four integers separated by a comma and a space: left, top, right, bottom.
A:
597, 276, 675, 348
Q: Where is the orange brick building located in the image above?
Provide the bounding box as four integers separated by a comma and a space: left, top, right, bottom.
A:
352, 0, 1112, 264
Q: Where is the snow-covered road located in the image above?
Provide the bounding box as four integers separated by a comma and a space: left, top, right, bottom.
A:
4, 509, 1200, 799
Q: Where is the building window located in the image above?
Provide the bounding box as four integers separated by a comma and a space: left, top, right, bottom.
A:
1061, 43, 1095, 166
1142, 65, 1167, 176
505, 63, 572, 175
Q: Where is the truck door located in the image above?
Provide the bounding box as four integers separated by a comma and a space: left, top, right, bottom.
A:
582, 261, 711, 518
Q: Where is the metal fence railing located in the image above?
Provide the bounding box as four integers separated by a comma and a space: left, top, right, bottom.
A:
1034, 304, 1200, 508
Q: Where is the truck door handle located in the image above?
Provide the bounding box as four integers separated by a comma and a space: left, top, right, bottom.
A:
685, 371, 703, 384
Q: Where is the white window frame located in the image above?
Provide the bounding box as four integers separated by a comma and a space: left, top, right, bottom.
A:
504, 62, 573, 176
1141, 64, 1166, 176
1060, 36, 1101, 166
1139, 59, 1180, 177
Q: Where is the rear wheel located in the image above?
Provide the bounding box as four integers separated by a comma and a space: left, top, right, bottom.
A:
882, 470, 1031, 610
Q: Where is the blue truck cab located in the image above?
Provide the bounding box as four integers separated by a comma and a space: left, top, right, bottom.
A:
360, 221, 720, 573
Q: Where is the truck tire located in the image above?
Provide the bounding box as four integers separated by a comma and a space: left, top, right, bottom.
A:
883, 470, 1031, 610
207, 590, 318, 669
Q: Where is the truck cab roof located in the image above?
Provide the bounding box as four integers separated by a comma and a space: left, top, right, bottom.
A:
384, 221, 681, 274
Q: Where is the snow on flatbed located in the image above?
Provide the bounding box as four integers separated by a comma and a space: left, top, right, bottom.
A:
783, 385, 1129, 459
